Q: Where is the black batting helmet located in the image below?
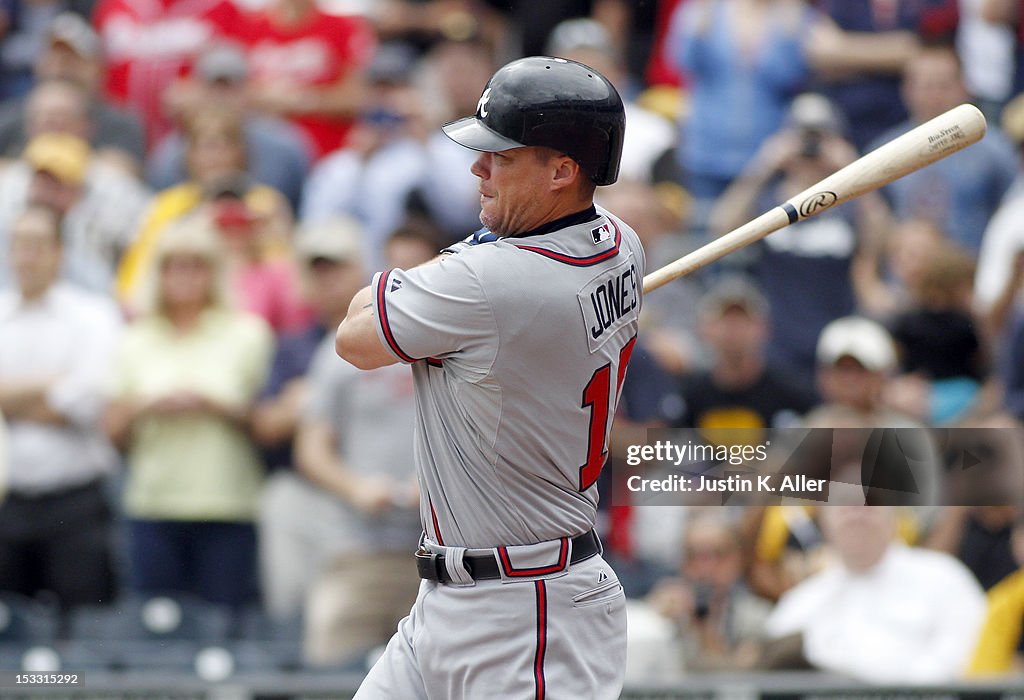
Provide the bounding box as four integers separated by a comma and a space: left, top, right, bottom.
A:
442, 56, 626, 186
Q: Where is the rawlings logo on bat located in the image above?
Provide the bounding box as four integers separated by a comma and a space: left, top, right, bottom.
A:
799, 191, 838, 218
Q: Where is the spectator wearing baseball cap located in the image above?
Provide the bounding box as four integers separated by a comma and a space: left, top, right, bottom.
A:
0, 130, 151, 294
255, 216, 370, 623
292, 222, 425, 666
811, 315, 903, 419
0, 12, 145, 173
817, 315, 899, 374
149, 42, 313, 212
671, 276, 817, 435
802, 316, 941, 507
23, 131, 90, 187
207, 198, 314, 335
0, 2, 94, 99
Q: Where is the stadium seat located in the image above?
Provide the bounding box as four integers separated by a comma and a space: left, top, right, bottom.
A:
0, 592, 59, 644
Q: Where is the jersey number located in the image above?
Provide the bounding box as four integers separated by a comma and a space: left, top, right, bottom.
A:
579, 336, 637, 492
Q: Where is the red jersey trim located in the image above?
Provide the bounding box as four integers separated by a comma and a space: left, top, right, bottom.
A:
534, 580, 548, 700
512, 219, 622, 267
375, 269, 417, 363
497, 538, 570, 578
429, 498, 445, 546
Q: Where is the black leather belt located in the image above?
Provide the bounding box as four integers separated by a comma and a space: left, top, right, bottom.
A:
416, 530, 601, 584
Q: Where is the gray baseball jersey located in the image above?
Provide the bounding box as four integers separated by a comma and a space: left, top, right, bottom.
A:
370, 205, 645, 549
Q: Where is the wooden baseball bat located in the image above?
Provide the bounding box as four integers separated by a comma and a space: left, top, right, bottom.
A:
642, 103, 988, 293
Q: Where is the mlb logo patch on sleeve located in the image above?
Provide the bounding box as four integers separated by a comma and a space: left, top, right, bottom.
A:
591, 223, 612, 244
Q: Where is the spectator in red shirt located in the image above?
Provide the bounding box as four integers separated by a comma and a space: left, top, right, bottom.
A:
92, 0, 245, 145
239, 0, 376, 160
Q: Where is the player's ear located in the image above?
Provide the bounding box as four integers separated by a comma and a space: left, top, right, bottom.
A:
550, 154, 581, 193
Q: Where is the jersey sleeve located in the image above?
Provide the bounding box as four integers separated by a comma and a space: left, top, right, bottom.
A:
370, 255, 498, 375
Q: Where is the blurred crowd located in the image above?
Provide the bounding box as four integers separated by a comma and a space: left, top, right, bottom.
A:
1, 0, 1024, 685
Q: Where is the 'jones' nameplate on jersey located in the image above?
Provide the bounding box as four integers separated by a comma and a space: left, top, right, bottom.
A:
578, 257, 639, 353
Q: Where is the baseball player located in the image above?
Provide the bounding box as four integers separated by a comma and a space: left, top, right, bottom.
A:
337, 56, 642, 699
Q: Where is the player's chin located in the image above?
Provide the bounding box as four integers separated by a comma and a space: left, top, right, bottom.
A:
479, 207, 504, 234
479, 194, 495, 213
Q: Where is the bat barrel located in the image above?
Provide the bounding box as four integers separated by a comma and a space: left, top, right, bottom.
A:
642, 103, 987, 293
785, 102, 986, 219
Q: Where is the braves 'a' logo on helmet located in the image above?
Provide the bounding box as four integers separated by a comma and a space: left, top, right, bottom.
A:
477, 88, 492, 118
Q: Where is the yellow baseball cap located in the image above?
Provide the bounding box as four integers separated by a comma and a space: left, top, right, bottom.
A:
23, 133, 90, 186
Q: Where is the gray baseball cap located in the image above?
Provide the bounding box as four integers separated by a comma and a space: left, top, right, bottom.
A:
295, 217, 364, 263
196, 43, 249, 84
49, 12, 100, 59
697, 276, 770, 319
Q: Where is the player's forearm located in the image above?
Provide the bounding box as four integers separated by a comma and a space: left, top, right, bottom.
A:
336, 285, 373, 358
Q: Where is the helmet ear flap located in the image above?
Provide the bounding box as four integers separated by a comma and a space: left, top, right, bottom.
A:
442, 56, 626, 186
